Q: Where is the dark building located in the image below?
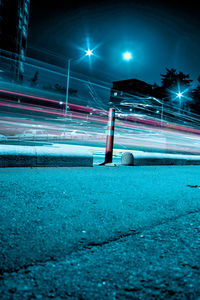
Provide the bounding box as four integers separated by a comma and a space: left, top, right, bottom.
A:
111, 79, 153, 98
0, 0, 30, 81
109, 78, 160, 113
109, 79, 165, 115
110, 78, 152, 106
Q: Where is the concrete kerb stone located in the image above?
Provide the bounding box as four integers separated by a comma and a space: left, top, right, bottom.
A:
0, 145, 93, 167
121, 152, 200, 166
1, 145, 200, 168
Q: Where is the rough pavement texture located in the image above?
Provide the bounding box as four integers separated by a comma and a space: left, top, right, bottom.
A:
1, 211, 200, 299
0, 166, 200, 298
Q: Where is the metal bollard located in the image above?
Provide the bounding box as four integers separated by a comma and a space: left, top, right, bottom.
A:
100, 108, 115, 165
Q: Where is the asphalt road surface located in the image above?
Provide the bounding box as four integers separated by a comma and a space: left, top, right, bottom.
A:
1, 165, 200, 298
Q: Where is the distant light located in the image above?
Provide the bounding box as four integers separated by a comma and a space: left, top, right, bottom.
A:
59, 101, 63, 105
85, 49, 93, 56
177, 92, 183, 99
123, 51, 132, 61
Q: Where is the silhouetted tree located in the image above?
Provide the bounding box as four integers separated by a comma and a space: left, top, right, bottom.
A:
160, 68, 193, 112
152, 83, 159, 89
152, 83, 166, 100
191, 76, 200, 114
161, 68, 177, 89
161, 68, 192, 89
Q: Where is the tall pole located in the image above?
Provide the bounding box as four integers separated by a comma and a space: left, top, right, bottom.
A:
161, 102, 164, 127
65, 50, 93, 116
65, 58, 71, 116
179, 98, 182, 114
100, 108, 115, 165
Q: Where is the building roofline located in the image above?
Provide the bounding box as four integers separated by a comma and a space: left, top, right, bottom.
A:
112, 78, 152, 86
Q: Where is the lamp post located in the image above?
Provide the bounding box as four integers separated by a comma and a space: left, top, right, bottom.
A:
161, 101, 164, 126
65, 58, 71, 115
65, 49, 94, 116
153, 97, 166, 127
159, 92, 183, 125
177, 91, 183, 113
160, 97, 171, 126
160, 92, 183, 125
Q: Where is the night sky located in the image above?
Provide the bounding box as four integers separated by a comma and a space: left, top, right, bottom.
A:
27, 0, 200, 85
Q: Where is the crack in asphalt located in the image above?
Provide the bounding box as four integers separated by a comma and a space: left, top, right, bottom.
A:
1, 207, 200, 276
85, 207, 200, 249
187, 184, 200, 189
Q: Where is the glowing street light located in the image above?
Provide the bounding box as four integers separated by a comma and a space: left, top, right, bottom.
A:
65, 49, 94, 116
177, 92, 183, 99
85, 49, 94, 57
123, 51, 132, 61
176, 91, 184, 113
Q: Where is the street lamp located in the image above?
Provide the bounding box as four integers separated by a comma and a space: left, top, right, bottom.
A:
65, 49, 94, 116
85, 49, 93, 57
152, 97, 167, 127
176, 91, 183, 113
122, 51, 132, 61
177, 92, 183, 99
159, 92, 184, 125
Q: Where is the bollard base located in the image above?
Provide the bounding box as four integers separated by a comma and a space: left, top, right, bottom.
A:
105, 163, 117, 167
99, 162, 117, 167
98, 161, 106, 166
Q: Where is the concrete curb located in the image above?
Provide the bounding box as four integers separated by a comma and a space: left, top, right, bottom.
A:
1, 145, 200, 168
0, 145, 93, 167
131, 152, 200, 166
